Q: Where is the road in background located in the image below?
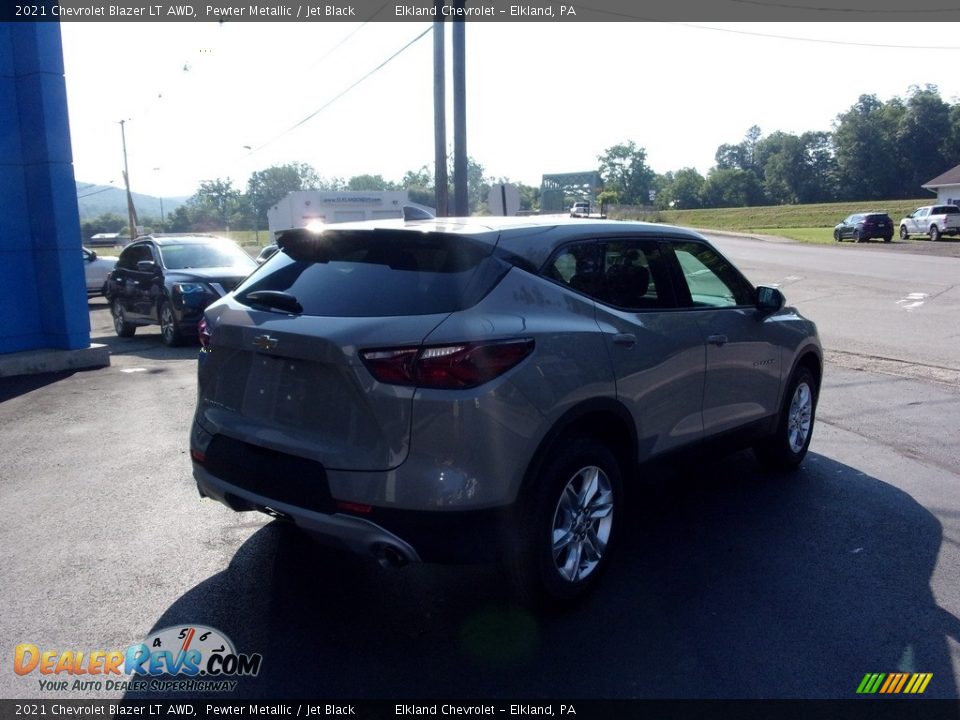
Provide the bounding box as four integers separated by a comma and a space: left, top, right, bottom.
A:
705, 233, 960, 375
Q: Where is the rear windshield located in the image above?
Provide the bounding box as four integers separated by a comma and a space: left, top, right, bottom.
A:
934, 206, 960, 214
233, 230, 507, 317
864, 214, 890, 221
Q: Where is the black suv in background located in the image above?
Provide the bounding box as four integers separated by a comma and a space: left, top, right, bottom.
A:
105, 234, 257, 346
833, 213, 893, 243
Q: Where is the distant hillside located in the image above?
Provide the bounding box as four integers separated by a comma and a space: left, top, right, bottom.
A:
75, 181, 188, 220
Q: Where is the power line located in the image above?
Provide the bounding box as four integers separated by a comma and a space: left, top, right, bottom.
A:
672, 21, 960, 49
567, 11, 960, 48
724, 0, 957, 14
246, 25, 433, 156
77, 186, 117, 199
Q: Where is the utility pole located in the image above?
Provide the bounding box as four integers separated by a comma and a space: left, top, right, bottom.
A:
452, 10, 467, 217
432, 14, 448, 217
118, 120, 138, 242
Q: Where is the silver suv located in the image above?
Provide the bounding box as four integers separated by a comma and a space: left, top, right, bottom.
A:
190, 217, 821, 604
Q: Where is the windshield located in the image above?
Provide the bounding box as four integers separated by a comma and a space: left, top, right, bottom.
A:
159, 241, 256, 270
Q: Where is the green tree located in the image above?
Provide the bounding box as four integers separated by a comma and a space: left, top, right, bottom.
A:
702, 168, 765, 208
196, 178, 241, 229
656, 168, 705, 209
943, 104, 960, 165
598, 141, 655, 206
833, 94, 902, 200
346, 174, 398, 191
400, 165, 435, 207
80, 212, 127, 244
895, 85, 952, 196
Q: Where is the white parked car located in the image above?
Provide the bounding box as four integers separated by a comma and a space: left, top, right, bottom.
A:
569, 201, 591, 217
83, 247, 118, 297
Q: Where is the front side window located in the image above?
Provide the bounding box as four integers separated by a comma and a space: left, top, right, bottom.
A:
117, 244, 153, 270
671, 242, 754, 308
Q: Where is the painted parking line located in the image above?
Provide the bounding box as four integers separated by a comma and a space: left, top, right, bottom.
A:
896, 292, 929, 311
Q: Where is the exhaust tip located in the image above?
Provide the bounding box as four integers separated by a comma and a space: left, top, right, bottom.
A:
375, 543, 410, 568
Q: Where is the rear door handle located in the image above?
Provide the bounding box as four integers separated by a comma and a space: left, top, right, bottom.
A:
707, 334, 728, 346
612, 333, 637, 348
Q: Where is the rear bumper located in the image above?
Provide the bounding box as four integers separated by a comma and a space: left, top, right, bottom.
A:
192, 463, 508, 564
193, 463, 423, 564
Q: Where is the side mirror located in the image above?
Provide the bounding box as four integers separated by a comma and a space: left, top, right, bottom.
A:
756, 285, 785, 314
87, 250, 97, 261
136, 260, 157, 273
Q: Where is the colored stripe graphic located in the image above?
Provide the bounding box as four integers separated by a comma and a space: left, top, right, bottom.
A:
857, 673, 885, 694
857, 672, 932, 694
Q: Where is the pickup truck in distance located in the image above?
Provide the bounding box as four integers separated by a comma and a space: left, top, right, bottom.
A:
899, 205, 960, 241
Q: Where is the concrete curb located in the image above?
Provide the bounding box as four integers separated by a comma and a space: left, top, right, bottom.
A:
0, 344, 110, 378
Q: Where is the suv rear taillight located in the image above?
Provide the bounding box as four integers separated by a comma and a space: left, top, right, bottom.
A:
198, 317, 212, 349
360, 339, 534, 390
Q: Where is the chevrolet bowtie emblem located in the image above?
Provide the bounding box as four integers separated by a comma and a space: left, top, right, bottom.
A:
253, 335, 278, 351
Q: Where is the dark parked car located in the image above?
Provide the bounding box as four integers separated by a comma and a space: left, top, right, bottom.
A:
106, 233, 257, 346
833, 213, 893, 243
190, 217, 822, 604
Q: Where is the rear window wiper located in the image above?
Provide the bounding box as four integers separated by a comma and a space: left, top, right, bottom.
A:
244, 290, 303, 314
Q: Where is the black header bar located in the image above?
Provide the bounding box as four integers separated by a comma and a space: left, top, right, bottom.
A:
5, 0, 960, 22
2, 700, 960, 720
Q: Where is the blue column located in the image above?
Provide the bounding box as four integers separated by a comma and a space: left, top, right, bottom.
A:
0, 21, 89, 353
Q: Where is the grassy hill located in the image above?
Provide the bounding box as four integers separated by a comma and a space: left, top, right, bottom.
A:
610, 199, 933, 243
75, 181, 187, 220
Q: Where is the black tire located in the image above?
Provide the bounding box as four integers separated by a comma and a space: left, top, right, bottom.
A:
853, 230, 863, 243
833, 229, 842, 242
883, 235, 892, 243
509, 438, 623, 606
754, 366, 818, 471
159, 299, 184, 347
899, 225, 909, 240
112, 297, 136, 338
930, 225, 941, 242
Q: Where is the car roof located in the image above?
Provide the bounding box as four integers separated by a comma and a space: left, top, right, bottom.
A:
134, 233, 233, 246
285, 215, 707, 269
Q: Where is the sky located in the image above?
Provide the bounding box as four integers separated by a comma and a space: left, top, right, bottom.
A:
59, 21, 960, 199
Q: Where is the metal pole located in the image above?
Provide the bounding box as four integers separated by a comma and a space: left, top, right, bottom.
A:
119, 120, 136, 242
432, 16, 449, 217
452, 13, 467, 217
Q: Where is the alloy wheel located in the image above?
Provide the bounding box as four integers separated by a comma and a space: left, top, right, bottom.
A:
551, 465, 614, 583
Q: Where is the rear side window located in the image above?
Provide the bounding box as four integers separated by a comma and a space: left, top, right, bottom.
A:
544, 240, 669, 310
234, 230, 505, 317
934, 206, 959, 214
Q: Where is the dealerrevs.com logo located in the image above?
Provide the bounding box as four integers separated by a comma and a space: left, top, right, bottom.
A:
14, 625, 262, 693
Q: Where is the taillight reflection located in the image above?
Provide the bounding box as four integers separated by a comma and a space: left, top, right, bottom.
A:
198, 317, 212, 349
360, 339, 534, 390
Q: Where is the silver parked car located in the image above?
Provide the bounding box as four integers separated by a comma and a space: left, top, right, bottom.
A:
190, 217, 822, 604
83, 247, 118, 297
